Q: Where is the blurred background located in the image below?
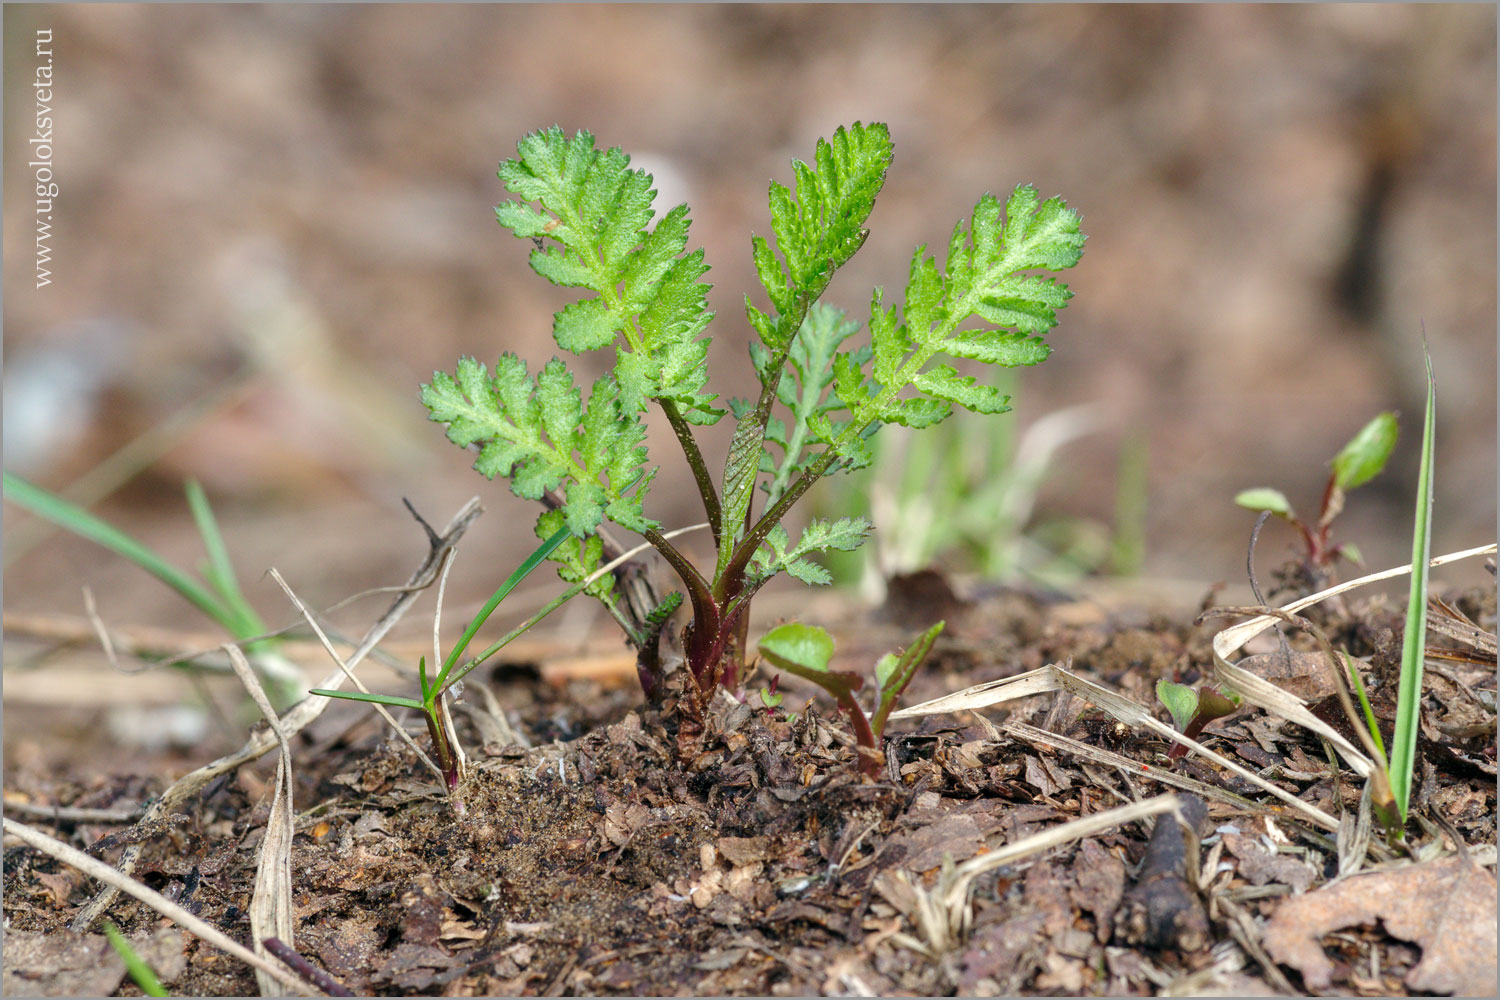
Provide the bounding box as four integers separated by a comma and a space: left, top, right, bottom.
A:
3, 6, 1495, 726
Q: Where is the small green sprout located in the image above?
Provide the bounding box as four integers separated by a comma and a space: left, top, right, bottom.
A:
103, 921, 169, 997
1155, 678, 1240, 758
758, 620, 944, 775
312, 526, 570, 792
1235, 411, 1398, 575
423, 122, 1084, 740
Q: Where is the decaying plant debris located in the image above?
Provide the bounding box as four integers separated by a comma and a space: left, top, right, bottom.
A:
4, 524, 1494, 997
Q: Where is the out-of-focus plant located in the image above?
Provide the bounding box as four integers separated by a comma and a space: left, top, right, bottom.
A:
1235, 411, 1399, 575
816, 399, 1143, 597
2, 472, 304, 706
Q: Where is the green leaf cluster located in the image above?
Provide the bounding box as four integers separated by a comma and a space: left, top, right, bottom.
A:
534, 508, 620, 612
719, 124, 897, 562
746, 122, 895, 348
757, 619, 943, 757
422, 122, 1085, 702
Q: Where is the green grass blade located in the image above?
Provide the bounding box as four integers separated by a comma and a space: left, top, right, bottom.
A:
445, 558, 611, 689
1389, 346, 1436, 820
308, 688, 426, 711
3, 472, 237, 631
183, 478, 266, 639
103, 921, 169, 997
435, 526, 572, 687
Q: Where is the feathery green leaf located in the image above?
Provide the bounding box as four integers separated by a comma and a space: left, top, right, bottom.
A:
422, 355, 652, 536
494, 127, 721, 425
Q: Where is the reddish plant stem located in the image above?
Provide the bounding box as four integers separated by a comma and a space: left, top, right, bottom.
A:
658, 399, 722, 539
831, 692, 882, 776
422, 709, 460, 792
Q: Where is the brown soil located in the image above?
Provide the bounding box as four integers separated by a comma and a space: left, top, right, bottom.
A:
4, 572, 1495, 997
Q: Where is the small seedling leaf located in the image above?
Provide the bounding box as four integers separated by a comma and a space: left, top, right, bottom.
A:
1195, 685, 1240, 722
1341, 652, 1388, 767
103, 922, 169, 998
1234, 488, 1294, 517
871, 621, 945, 739
759, 622, 835, 673
1156, 679, 1199, 732
184, 479, 266, 640
1331, 411, 1398, 492
759, 622, 865, 704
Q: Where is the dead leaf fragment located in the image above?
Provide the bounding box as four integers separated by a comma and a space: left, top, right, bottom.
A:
1236, 650, 1339, 701
1222, 833, 1316, 893
1263, 856, 1497, 995
886, 813, 984, 872
1, 930, 120, 997
603, 801, 650, 847
1069, 840, 1126, 941
3, 929, 182, 997
716, 835, 771, 866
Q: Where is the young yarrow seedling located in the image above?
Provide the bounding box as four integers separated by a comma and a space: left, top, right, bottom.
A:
423, 122, 1084, 753
759, 621, 944, 775
1155, 678, 1240, 759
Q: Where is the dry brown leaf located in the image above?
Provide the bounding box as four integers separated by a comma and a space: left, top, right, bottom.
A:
1234, 650, 1338, 701
603, 801, 650, 847
1069, 839, 1126, 941
1263, 856, 1497, 995
1222, 832, 1316, 894
886, 813, 985, 873
716, 835, 773, 866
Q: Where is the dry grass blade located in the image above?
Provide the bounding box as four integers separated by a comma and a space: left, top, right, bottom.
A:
69, 497, 483, 932
894, 662, 1343, 832
1335, 780, 1376, 880
80, 585, 122, 669
268, 567, 443, 785
2, 816, 319, 995
1204, 604, 1385, 780
225, 644, 296, 997
1207, 544, 1496, 779
1217, 895, 1300, 995
1, 800, 144, 823
954, 792, 1180, 886
1002, 720, 1265, 816
1427, 594, 1498, 659
462, 680, 527, 749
